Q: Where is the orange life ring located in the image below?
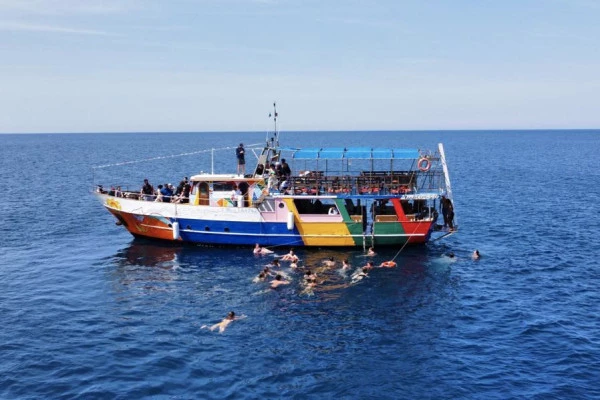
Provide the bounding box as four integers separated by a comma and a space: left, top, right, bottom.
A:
380, 261, 397, 268
418, 157, 431, 172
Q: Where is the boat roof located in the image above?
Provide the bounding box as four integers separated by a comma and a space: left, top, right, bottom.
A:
190, 173, 255, 182
279, 147, 420, 160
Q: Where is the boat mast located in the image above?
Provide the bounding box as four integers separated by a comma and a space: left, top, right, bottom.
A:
272, 102, 279, 147
268, 102, 280, 160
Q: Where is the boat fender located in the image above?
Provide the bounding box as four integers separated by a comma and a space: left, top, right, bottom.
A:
287, 212, 295, 230
418, 157, 431, 172
380, 261, 397, 268
172, 221, 180, 240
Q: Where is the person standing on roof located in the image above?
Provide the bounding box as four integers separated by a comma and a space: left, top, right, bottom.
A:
236, 143, 246, 176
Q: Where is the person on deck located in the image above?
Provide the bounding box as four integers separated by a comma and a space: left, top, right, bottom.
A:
141, 179, 154, 201
281, 158, 291, 180
444, 197, 455, 230
161, 183, 172, 203
154, 185, 164, 202
175, 181, 191, 204
236, 143, 246, 176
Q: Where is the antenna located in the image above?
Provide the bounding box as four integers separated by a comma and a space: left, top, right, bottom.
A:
266, 102, 280, 149
273, 102, 279, 147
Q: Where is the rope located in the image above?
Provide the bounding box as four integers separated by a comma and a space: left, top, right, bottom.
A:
261, 238, 305, 251
389, 219, 425, 263
92, 142, 264, 169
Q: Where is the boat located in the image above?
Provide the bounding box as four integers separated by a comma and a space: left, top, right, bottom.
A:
94, 104, 457, 248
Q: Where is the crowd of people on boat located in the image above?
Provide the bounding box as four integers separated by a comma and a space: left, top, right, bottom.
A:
139, 177, 193, 203
253, 157, 292, 193
98, 177, 193, 203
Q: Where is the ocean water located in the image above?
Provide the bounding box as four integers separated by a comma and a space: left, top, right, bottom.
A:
1, 130, 599, 399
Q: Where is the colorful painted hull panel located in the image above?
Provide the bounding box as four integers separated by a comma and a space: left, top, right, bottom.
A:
100, 193, 436, 247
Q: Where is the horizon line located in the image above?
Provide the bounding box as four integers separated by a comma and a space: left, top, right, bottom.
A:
1, 128, 599, 135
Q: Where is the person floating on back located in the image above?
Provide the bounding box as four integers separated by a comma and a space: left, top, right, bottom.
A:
254, 243, 274, 255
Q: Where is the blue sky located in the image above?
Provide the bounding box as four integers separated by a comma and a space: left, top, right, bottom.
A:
1, 0, 599, 133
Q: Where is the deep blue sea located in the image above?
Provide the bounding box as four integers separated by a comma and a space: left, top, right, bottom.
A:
1, 130, 599, 399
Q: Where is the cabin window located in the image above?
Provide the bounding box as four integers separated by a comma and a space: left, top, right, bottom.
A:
213, 182, 237, 192
293, 198, 339, 215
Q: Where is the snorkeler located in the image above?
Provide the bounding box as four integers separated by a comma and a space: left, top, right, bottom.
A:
202, 311, 246, 333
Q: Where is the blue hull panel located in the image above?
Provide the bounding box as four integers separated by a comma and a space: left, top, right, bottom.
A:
175, 218, 304, 246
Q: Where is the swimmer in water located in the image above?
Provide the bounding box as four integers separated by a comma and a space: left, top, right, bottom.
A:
254, 243, 273, 255
472, 250, 480, 260
301, 277, 318, 295
203, 311, 246, 333
323, 257, 336, 267
304, 270, 317, 281
270, 274, 290, 289
367, 247, 376, 256
342, 259, 351, 270
351, 266, 370, 283
281, 248, 299, 263
253, 271, 268, 283
363, 261, 375, 271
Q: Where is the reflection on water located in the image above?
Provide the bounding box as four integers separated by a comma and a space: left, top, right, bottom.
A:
108, 240, 196, 295
114, 239, 187, 268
